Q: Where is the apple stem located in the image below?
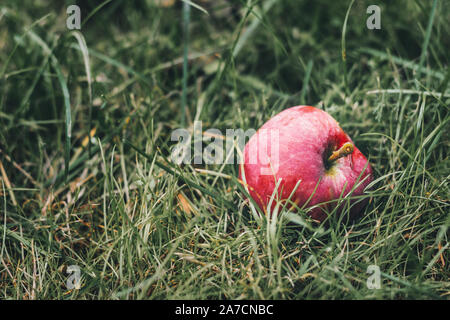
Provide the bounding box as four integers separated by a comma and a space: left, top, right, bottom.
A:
328, 142, 354, 163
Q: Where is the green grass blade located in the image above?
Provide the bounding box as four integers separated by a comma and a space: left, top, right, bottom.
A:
417, 0, 439, 80
341, 0, 355, 95
70, 31, 93, 156
181, 0, 191, 127
53, 62, 72, 184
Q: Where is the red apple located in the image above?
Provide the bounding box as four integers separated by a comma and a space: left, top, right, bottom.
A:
239, 106, 373, 222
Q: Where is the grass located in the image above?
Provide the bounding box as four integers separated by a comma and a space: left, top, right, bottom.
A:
0, 0, 449, 299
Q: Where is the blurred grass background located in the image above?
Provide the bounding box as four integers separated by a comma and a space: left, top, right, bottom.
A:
0, 0, 448, 299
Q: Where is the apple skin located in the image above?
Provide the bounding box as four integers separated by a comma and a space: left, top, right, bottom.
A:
239, 106, 373, 222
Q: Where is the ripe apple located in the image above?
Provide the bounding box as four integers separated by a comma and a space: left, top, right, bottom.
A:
239, 106, 373, 222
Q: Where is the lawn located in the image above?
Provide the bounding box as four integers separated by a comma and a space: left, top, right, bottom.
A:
0, 0, 448, 299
